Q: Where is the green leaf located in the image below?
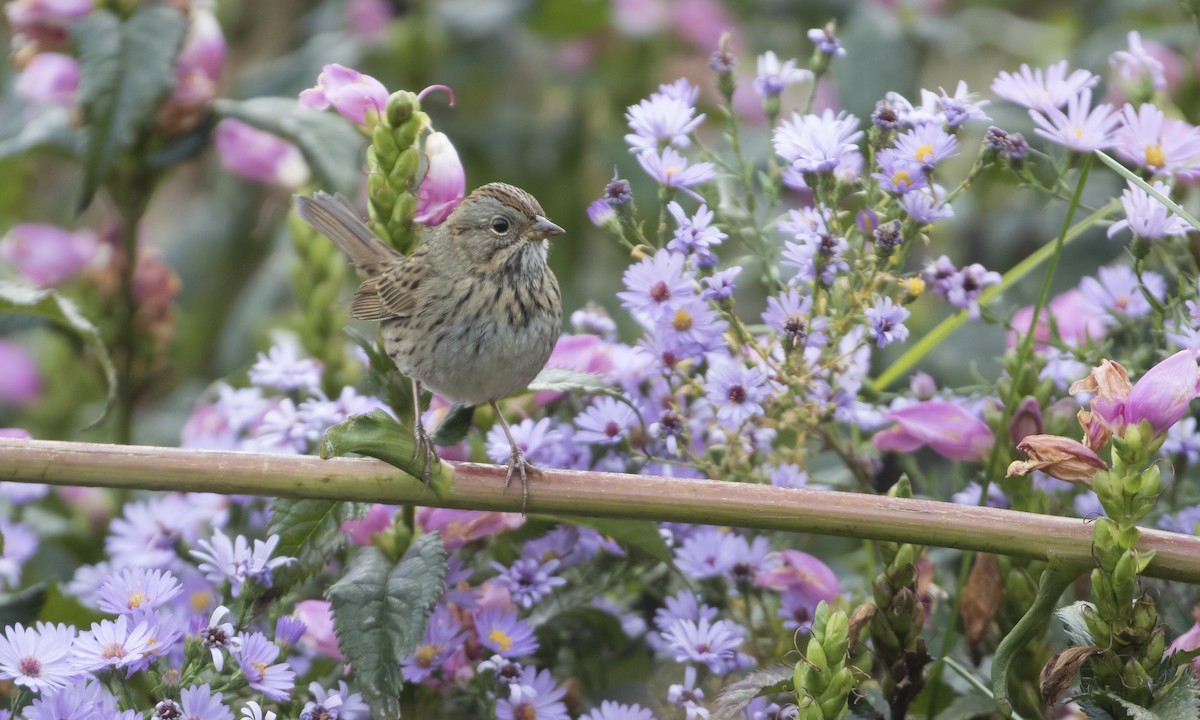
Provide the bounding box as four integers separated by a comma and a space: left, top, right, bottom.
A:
71, 5, 189, 209
328, 534, 446, 718
430, 404, 475, 447
1150, 671, 1200, 720
712, 665, 794, 720
1055, 601, 1096, 646
268, 499, 370, 586
551, 515, 672, 564
1098, 692, 1158, 720
37, 582, 104, 628
213, 97, 365, 195
528, 0, 608, 37
0, 283, 117, 429
0, 582, 48, 628
320, 409, 451, 496
0, 108, 79, 160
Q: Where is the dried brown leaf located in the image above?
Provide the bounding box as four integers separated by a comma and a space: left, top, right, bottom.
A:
1039, 645, 1103, 704
960, 553, 1002, 645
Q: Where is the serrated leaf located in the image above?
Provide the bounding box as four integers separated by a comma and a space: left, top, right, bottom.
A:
551, 515, 672, 564
527, 367, 613, 394
1098, 692, 1158, 720
0, 108, 78, 160
328, 534, 446, 719
213, 97, 364, 195
320, 409, 451, 496
430, 404, 475, 446
0, 582, 48, 628
1150, 671, 1200, 720
713, 665, 794, 719
1055, 601, 1096, 646
71, 5, 188, 209
0, 283, 116, 428
268, 499, 369, 586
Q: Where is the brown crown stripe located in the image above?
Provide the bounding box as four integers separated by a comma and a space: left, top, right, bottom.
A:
471, 182, 545, 218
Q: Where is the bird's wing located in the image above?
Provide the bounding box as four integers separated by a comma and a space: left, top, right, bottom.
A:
348, 245, 432, 321
293, 191, 402, 276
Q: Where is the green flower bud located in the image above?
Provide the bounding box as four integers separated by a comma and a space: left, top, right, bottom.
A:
386, 90, 418, 127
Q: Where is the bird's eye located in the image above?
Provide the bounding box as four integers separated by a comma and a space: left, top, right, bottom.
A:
490, 217, 510, 235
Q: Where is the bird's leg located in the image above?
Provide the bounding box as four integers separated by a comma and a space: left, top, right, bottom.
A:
490, 400, 533, 512
411, 379, 438, 483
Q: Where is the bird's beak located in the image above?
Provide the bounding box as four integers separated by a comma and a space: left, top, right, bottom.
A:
531, 215, 565, 239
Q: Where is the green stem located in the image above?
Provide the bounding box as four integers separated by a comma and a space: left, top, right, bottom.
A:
1095, 150, 1200, 232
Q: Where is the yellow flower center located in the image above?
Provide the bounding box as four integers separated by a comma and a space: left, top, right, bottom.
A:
665, 166, 681, 179
191, 590, 212, 613
892, 169, 912, 187
1072, 127, 1084, 139
251, 660, 268, 680
672, 308, 694, 331
415, 644, 440, 667
900, 277, 926, 296
1146, 142, 1166, 168
914, 144, 934, 163
488, 629, 513, 652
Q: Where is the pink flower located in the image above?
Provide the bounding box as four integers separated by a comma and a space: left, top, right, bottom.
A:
1007, 289, 1107, 349
170, 6, 225, 106
341, 504, 393, 546
754, 549, 840, 599
0, 342, 41, 407
0, 428, 31, 439
1007, 434, 1107, 484
15, 52, 78, 108
0, 223, 97, 287
5, 0, 92, 40
346, 0, 393, 43
292, 600, 343, 661
416, 508, 523, 551
413, 132, 465, 226
534, 334, 615, 405
299, 64, 388, 126
212, 119, 310, 188
1072, 350, 1200, 442
1168, 620, 1200, 681
872, 400, 994, 461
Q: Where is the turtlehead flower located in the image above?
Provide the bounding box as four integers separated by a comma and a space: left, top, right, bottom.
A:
299, 63, 388, 125
872, 400, 994, 461
1072, 350, 1200, 442
4, 0, 92, 38
0, 223, 98, 287
413, 132, 465, 226
16, 52, 78, 108
1007, 434, 1107, 483
213, 119, 310, 188
170, 5, 225, 107
1107, 179, 1191, 241
1029, 89, 1119, 153
753, 51, 811, 99
773, 109, 863, 175
991, 60, 1099, 113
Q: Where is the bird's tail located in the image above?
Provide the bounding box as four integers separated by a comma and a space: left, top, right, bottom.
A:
293, 192, 401, 276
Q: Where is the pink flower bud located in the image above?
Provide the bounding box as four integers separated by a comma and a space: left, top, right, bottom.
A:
15, 52, 78, 108
0, 341, 41, 407
293, 599, 343, 661
1124, 349, 1199, 437
872, 400, 994, 461
170, 6, 225, 106
341, 504, 393, 546
0, 223, 98, 287
1168, 620, 1200, 681
5, 0, 92, 44
298, 63, 388, 126
413, 132, 465, 226
1007, 434, 1107, 483
1008, 396, 1043, 446
416, 508, 523, 551
212, 118, 310, 188
346, 0, 393, 43
754, 550, 840, 602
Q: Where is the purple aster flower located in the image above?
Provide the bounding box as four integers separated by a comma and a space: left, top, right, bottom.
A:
197, 605, 240, 672
781, 232, 849, 287
873, 150, 928, 194
891, 123, 959, 169
667, 202, 726, 262
248, 338, 323, 393
871, 219, 905, 255
24, 680, 117, 720
704, 359, 771, 429
668, 666, 709, 720
1113, 104, 1200, 176
298, 64, 388, 126
72, 615, 154, 673
605, 170, 634, 210
310, 681, 370, 720
190, 529, 295, 598
213, 119, 310, 188
475, 607, 538, 658
581, 701, 656, 720
654, 590, 719, 635
491, 558, 567, 609
807, 26, 845, 57
762, 289, 829, 349
497, 667, 569, 720
773, 109, 863, 174
299, 692, 342, 720
726, 535, 772, 587
478, 654, 533, 700
275, 616, 307, 648
625, 83, 706, 153
701, 267, 741, 301
587, 199, 616, 227
991, 60, 1099, 113
944, 263, 1000, 318
777, 589, 829, 630
673, 526, 740, 579
663, 616, 746, 674
1078, 264, 1165, 321
0, 519, 36, 589
637, 147, 717, 201
484, 417, 574, 468
575, 397, 638, 445
937, 80, 990, 127
1107, 180, 1191, 241
0, 622, 76, 692
179, 684, 233, 720
652, 296, 730, 362
951, 482, 1010, 508
768, 463, 809, 488
236, 631, 295, 701
1161, 417, 1200, 464
779, 206, 832, 237
866, 297, 911, 348
1110, 31, 1166, 93
1029, 89, 1119, 153
241, 701, 277, 720
921, 255, 958, 296
900, 184, 955, 224
618, 249, 695, 325
1159, 503, 1200, 535
96, 567, 183, 616
754, 51, 812, 99
0, 223, 98, 288
252, 398, 308, 454
571, 305, 618, 340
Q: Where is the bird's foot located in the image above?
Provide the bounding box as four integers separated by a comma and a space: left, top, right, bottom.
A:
412, 421, 439, 484
503, 445, 536, 513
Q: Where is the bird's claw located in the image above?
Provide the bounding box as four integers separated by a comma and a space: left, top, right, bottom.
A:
504, 446, 534, 513
412, 421, 439, 484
